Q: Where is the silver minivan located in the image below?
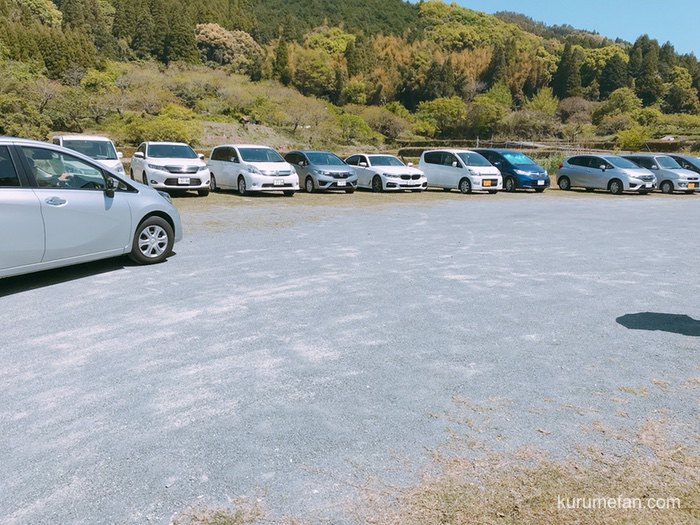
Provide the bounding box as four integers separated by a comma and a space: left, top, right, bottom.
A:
557, 154, 656, 194
622, 154, 699, 194
1, 138, 182, 279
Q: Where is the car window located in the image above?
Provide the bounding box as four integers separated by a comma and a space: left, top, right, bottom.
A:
442, 153, 459, 166
629, 157, 654, 169
22, 146, 106, 190
503, 152, 536, 166
306, 152, 345, 166
62, 139, 118, 160
368, 155, 404, 167
423, 152, 442, 165
457, 152, 491, 167
147, 144, 198, 159
238, 147, 284, 162
605, 156, 642, 169
0, 146, 21, 187
656, 156, 681, 169
210, 147, 223, 161
136, 143, 146, 154
588, 157, 610, 169
567, 156, 586, 167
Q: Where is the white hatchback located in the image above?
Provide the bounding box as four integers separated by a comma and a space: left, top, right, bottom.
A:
207, 144, 299, 196
419, 149, 502, 193
344, 153, 427, 192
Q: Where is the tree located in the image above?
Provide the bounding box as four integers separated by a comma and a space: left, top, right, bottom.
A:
525, 86, 557, 115
592, 87, 642, 124
599, 54, 628, 98
552, 42, 582, 99
164, 12, 199, 64
415, 96, 467, 138
662, 66, 700, 114
272, 38, 291, 85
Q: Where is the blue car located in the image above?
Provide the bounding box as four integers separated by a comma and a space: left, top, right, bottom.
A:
474, 149, 550, 192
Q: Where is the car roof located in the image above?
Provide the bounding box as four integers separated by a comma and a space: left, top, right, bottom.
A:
288, 150, 337, 155
423, 149, 479, 154
473, 148, 518, 154
55, 134, 114, 141
215, 144, 277, 149
145, 141, 191, 146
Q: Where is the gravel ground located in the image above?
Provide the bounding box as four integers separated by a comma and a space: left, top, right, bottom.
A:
1, 189, 698, 524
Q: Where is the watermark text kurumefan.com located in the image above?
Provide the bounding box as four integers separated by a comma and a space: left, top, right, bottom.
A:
557, 495, 681, 511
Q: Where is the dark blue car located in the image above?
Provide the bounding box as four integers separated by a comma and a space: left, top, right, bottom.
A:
474, 149, 550, 192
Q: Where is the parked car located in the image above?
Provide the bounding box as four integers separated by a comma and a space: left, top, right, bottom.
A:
0, 138, 182, 279
419, 149, 502, 193
473, 148, 549, 192
556, 155, 656, 194
130, 141, 210, 196
345, 154, 427, 192
669, 154, 700, 176
622, 154, 699, 194
284, 150, 357, 193
207, 144, 298, 196
52, 135, 125, 176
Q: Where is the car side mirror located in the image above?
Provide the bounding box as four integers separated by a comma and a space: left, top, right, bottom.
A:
198, 153, 205, 161
407, 162, 414, 167
599, 164, 607, 171
651, 165, 658, 170
299, 160, 306, 166
452, 161, 459, 168
133, 152, 144, 159
105, 177, 119, 198
117, 151, 123, 159
359, 162, 368, 167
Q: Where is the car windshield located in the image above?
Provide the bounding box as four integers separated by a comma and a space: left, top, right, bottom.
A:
605, 156, 641, 169
657, 156, 682, 169
148, 144, 198, 159
369, 155, 404, 167
239, 147, 284, 162
305, 152, 345, 165
457, 152, 491, 167
502, 152, 537, 166
63, 140, 117, 160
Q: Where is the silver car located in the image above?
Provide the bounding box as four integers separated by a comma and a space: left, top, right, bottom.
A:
284, 150, 357, 193
623, 154, 699, 194
556, 154, 656, 195
0, 138, 182, 279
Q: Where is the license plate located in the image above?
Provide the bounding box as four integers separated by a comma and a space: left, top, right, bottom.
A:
537, 180, 545, 186
645, 184, 652, 188
337, 180, 346, 187
273, 178, 284, 186
689, 183, 696, 189
483, 180, 492, 187
178, 177, 190, 185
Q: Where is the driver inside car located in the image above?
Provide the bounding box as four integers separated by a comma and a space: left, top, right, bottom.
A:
28, 151, 76, 188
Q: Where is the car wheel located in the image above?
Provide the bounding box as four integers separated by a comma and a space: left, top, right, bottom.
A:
345, 187, 355, 194
660, 180, 674, 194
128, 216, 174, 265
371, 175, 383, 193
210, 174, 218, 192
238, 176, 247, 196
305, 177, 314, 193
458, 178, 472, 194
198, 189, 209, 197
609, 179, 623, 195
558, 176, 571, 191
504, 176, 516, 192
535, 187, 545, 193
283, 190, 295, 197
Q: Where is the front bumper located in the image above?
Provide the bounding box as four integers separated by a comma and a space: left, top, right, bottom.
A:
627, 180, 656, 192
248, 173, 299, 192
519, 177, 550, 189
384, 177, 428, 190
474, 178, 503, 191
146, 169, 210, 190
675, 180, 700, 191
316, 175, 358, 191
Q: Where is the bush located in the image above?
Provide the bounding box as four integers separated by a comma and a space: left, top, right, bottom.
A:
616, 126, 650, 151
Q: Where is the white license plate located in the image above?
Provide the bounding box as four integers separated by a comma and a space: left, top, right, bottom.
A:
537, 180, 545, 186
273, 179, 284, 186
178, 177, 190, 185
645, 184, 652, 188
337, 180, 347, 187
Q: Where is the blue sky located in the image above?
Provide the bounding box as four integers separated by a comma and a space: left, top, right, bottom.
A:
452, 1, 698, 55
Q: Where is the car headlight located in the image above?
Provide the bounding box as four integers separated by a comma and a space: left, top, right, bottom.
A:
147, 164, 166, 170
383, 173, 397, 178
157, 190, 172, 203
514, 169, 529, 176
247, 166, 262, 175
197, 165, 208, 172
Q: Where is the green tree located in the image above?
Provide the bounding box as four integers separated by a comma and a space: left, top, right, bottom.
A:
164, 11, 199, 63
272, 38, 291, 85
525, 86, 557, 115
599, 53, 628, 98
552, 42, 582, 99
416, 96, 467, 138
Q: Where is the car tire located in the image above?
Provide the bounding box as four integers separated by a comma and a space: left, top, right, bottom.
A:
535, 187, 545, 193
345, 187, 355, 194
504, 176, 516, 192
660, 180, 674, 194
210, 174, 219, 192
609, 179, 623, 195
238, 176, 247, 196
558, 176, 571, 191
128, 216, 174, 265
305, 177, 314, 193
283, 190, 295, 197
198, 189, 209, 197
458, 178, 472, 194
371, 175, 383, 193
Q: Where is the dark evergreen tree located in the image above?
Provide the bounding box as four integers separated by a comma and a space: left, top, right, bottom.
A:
551, 42, 582, 99
163, 10, 198, 63
658, 41, 676, 81
483, 38, 517, 86
345, 35, 375, 77
272, 38, 291, 85
599, 54, 628, 98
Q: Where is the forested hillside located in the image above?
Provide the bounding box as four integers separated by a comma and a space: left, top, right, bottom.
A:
1, 0, 699, 150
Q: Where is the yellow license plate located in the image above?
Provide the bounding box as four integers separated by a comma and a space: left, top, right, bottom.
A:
483, 180, 492, 187
689, 183, 696, 189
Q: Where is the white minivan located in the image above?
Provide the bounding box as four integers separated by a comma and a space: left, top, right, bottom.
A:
207, 144, 299, 196
52, 135, 125, 176
419, 149, 502, 193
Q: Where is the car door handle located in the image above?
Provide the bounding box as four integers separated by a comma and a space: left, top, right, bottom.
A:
45, 197, 67, 206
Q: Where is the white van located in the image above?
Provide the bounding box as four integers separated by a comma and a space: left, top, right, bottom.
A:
52, 135, 125, 176
419, 149, 502, 193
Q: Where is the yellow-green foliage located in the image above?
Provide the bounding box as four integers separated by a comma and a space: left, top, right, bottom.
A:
616, 126, 651, 150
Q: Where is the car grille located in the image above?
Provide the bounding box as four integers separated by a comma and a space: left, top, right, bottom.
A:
261, 183, 294, 188
332, 172, 353, 179
164, 178, 202, 186
400, 174, 421, 180
264, 170, 293, 176
165, 165, 199, 174
640, 175, 655, 182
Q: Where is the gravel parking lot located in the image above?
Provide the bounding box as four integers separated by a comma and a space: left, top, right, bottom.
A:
1, 189, 698, 524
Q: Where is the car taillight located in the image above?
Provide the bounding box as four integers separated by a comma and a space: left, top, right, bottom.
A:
559, 163, 563, 169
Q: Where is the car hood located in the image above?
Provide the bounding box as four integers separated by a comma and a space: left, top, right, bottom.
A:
145, 158, 205, 167
311, 164, 355, 172
96, 159, 124, 170
513, 165, 546, 175
658, 168, 698, 178
372, 165, 424, 175
467, 166, 501, 176
245, 162, 294, 173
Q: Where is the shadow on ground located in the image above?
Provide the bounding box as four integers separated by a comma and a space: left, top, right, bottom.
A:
616, 312, 700, 337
